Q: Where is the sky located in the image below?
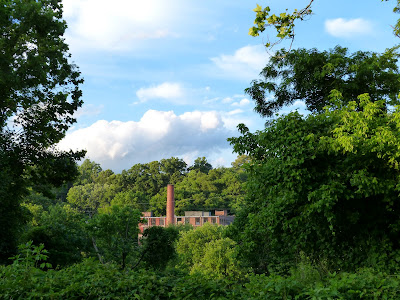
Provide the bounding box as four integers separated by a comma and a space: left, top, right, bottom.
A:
57, 0, 400, 172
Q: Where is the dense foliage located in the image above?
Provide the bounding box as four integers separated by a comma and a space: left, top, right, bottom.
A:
246, 46, 400, 116
225, 0, 400, 279
2, 246, 400, 299
22, 204, 90, 267
229, 94, 400, 274
16, 155, 245, 270
176, 223, 246, 280
0, 0, 84, 262
87, 205, 142, 269
4, 0, 400, 298
63, 156, 246, 217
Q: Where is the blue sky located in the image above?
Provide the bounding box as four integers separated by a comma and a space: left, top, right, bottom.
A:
58, 0, 400, 172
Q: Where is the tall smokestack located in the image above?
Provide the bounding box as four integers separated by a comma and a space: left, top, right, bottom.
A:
166, 184, 175, 226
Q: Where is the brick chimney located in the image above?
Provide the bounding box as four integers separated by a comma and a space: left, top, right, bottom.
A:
166, 184, 175, 226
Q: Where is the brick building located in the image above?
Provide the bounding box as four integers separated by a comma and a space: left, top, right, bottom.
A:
139, 184, 234, 232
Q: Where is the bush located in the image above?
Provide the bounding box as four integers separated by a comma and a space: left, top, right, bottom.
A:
2, 243, 400, 299
0, 257, 238, 299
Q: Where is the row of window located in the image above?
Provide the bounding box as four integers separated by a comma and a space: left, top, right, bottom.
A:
150, 218, 164, 226
178, 217, 218, 225
147, 217, 218, 226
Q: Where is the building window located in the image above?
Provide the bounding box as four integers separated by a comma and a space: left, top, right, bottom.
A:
204, 218, 208, 223
151, 219, 156, 226
195, 217, 200, 225
185, 218, 190, 224
160, 219, 164, 226
177, 217, 182, 222
211, 218, 216, 224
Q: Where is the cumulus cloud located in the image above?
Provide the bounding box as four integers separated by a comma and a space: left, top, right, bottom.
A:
211, 45, 269, 80
325, 18, 373, 38
136, 82, 185, 103
74, 104, 104, 119
232, 98, 250, 107
62, 0, 179, 51
211, 156, 227, 167
220, 110, 256, 131
226, 109, 243, 115
58, 109, 234, 172
222, 97, 234, 104
292, 100, 306, 108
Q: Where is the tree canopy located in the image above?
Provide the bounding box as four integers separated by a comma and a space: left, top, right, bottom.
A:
0, 0, 84, 261
223, 0, 400, 276
246, 46, 400, 117
188, 157, 213, 174
0, 0, 84, 163
229, 94, 400, 273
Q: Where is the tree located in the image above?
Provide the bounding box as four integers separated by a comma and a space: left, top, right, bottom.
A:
95, 169, 115, 185
140, 226, 179, 271
228, 95, 400, 273
249, 1, 314, 49
160, 157, 188, 184
0, 0, 84, 262
111, 190, 149, 212
67, 182, 119, 215
76, 159, 102, 185
230, 0, 400, 274
249, 1, 400, 49
188, 157, 213, 174
231, 155, 250, 170
246, 46, 400, 117
121, 162, 163, 197
145, 166, 245, 215
87, 205, 142, 269
175, 223, 244, 279
176, 223, 225, 271
191, 238, 244, 280
22, 204, 90, 267
121, 158, 187, 196
172, 169, 221, 214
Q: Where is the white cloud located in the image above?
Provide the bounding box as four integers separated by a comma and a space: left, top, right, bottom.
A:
58, 109, 235, 172
222, 97, 234, 104
292, 100, 306, 108
202, 97, 220, 105
188, 111, 220, 131
325, 18, 373, 38
226, 109, 243, 115
211, 156, 226, 167
74, 104, 104, 119
62, 0, 179, 51
232, 98, 250, 107
211, 45, 269, 80
136, 82, 185, 103
220, 110, 254, 131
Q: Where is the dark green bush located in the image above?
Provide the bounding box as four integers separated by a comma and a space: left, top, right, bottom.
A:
2, 244, 400, 299
0, 256, 237, 299
241, 267, 400, 299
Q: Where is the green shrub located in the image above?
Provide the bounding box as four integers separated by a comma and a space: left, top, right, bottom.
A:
2, 246, 400, 299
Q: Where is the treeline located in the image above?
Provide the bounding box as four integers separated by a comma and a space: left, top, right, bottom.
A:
64, 155, 247, 216
12, 155, 248, 269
